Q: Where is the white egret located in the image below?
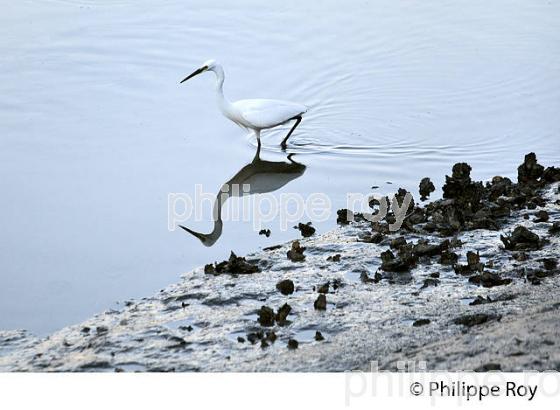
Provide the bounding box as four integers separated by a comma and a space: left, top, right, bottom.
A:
180, 60, 307, 148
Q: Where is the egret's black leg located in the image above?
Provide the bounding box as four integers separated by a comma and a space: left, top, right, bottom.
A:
252, 136, 262, 163
281, 115, 302, 149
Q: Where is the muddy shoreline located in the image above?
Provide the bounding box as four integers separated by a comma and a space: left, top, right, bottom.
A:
1, 153, 559, 372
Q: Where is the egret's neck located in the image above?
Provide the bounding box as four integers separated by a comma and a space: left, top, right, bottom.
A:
211, 65, 232, 114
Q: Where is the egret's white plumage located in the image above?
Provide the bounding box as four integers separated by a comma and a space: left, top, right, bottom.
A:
180, 60, 307, 147
234, 99, 307, 129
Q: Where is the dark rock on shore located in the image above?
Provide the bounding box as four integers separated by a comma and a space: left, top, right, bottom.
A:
296, 222, 316, 237
440, 250, 459, 265
287, 241, 306, 262
331, 278, 344, 290
419, 177, 435, 201
380, 249, 415, 272
327, 254, 341, 262
454, 251, 484, 275
454, 313, 502, 328
246, 330, 278, 346
534, 210, 549, 223
380, 237, 450, 272
276, 279, 295, 295
486, 176, 513, 201
442, 163, 484, 213
423, 200, 463, 235
259, 229, 271, 237
469, 296, 491, 306
518, 152, 544, 185
257, 303, 292, 327
421, 278, 440, 289
205, 252, 260, 275
287, 339, 299, 349
406, 207, 428, 225
275, 303, 292, 326
257, 306, 275, 327
371, 221, 391, 235
469, 293, 516, 305
317, 282, 329, 294
263, 244, 282, 251
336, 209, 354, 225
390, 237, 407, 249
314, 331, 325, 341
166, 336, 189, 349
542, 165, 560, 182
413, 239, 449, 257
247, 331, 264, 344
394, 188, 416, 215
468, 272, 512, 288
266, 331, 277, 343
413, 319, 431, 327
360, 271, 379, 284
314, 294, 327, 310
500, 226, 541, 251
358, 232, 384, 244
542, 258, 558, 271
526, 268, 557, 285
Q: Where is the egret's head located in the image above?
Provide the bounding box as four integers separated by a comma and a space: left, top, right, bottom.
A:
180, 60, 218, 84
202, 59, 217, 70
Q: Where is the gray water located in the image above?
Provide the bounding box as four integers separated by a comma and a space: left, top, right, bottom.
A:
1, 0, 559, 334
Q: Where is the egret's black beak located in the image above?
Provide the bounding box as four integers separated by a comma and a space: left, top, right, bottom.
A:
179, 225, 206, 242
180, 66, 207, 84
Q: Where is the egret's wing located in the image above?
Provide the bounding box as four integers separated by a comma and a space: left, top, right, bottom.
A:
234, 99, 307, 129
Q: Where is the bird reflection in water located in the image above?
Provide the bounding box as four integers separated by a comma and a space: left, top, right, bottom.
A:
180, 143, 306, 246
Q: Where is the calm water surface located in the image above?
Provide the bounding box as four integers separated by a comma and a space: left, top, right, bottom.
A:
1, 0, 559, 333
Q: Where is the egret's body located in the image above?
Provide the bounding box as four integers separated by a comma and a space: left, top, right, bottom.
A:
180, 60, 307, 148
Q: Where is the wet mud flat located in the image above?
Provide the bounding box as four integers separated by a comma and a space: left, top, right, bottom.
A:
1, 153, 559, 372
